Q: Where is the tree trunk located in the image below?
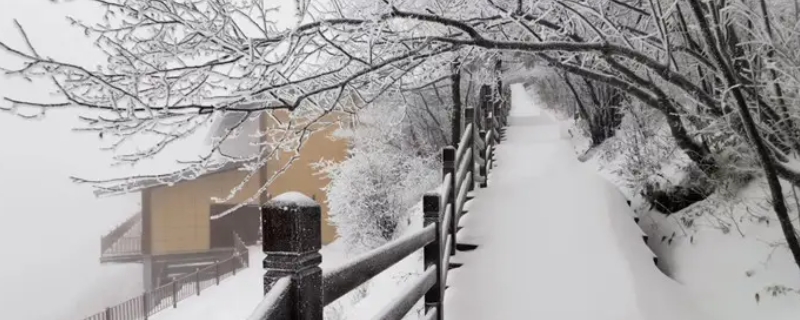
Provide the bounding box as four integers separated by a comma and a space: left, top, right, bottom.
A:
688, 0, 800, 272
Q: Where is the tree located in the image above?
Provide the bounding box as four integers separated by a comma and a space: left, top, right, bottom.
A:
5, 0, 800, 271
318, 95, 444, 253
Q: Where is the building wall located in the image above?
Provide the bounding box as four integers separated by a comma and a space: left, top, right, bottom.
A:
145, 110, 353, 254
148, 169, 260, 255
263, 110, 351, 244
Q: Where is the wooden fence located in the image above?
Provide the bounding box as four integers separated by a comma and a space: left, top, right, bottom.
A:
82, 233, 250, 320
247, 69, 510, 320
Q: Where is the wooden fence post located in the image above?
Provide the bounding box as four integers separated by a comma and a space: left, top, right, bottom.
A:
262, 192, 323, 320
464, 107, 476, 193
423, 192, 444, 320
451, 60, 462, 148
479, 128, 488, 188
487, 72, 497, 147
480, 85, 491, 131
104, 307, 112, 320
495, 59, 503, 121
442, 147, 456, 256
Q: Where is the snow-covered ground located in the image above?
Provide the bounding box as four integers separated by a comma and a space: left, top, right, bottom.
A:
538, 85, 800, 319
146, 238, 423, 320
122, 84, 719, 320
590, 160, 800, 320
441, 85, 709, 320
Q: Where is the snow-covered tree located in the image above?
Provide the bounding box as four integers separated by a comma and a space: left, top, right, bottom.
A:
318, 92, 446, 253
7, 0, 800, 271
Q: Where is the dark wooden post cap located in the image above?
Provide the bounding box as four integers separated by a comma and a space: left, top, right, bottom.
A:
261, 192, 322, 255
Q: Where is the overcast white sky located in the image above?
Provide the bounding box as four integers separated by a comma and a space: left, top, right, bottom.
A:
0, 1, 143, 319
0, 0, 303, 319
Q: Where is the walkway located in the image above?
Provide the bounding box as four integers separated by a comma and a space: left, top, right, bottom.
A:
443, 85, 711, 320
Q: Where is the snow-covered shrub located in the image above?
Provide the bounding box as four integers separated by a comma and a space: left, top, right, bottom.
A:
318, 95, 446, 254
323, 145, 438, 251
315, 92, 446, 320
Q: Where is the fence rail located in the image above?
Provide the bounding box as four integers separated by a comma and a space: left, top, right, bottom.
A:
83, 233, 250, 320
248, 59, 510, 320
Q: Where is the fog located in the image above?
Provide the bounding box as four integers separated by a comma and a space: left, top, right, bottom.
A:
0, 1, 143, 319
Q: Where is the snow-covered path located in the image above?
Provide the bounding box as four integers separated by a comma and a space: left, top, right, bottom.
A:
442, 85, 709, 320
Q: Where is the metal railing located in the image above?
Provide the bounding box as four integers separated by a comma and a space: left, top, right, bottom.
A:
100, 212, 142, 255
82, 233, 251, 320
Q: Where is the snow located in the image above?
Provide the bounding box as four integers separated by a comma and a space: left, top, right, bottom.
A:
599, 180, 712, 320
567, 103, 800, 318
442, 85, 709, 320
269, 191, 319, 208
135, 84, 715, 320
149, 242, 349, 320
629, 181, 800, 320
143, 209, 427, 320
245, 276, 291, 320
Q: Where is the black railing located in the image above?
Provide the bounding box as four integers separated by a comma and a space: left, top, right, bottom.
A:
82, 232, 250, 320
100, 212, 142, 255
248, 67, 510, 320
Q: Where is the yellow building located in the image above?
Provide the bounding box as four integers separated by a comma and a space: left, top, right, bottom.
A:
99, 107, 353, 289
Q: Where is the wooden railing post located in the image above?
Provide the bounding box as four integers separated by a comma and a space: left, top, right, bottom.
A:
442, 147, 456, 256
464, 107, 476, 192
488, 74, 497, 147
451, 60, 462, 148
479, 128, 488, 188
480, 84, 492, 131
503, 85, 510, 126
423, 192, 444, 320
495, 59, 503, 120
262, 192, 323, 320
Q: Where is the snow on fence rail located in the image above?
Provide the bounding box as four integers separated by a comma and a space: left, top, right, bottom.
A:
248, 71, 510, 320
82, 232, 250, 320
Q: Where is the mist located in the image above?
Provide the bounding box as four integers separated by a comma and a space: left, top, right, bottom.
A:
0, 1, 144, 319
